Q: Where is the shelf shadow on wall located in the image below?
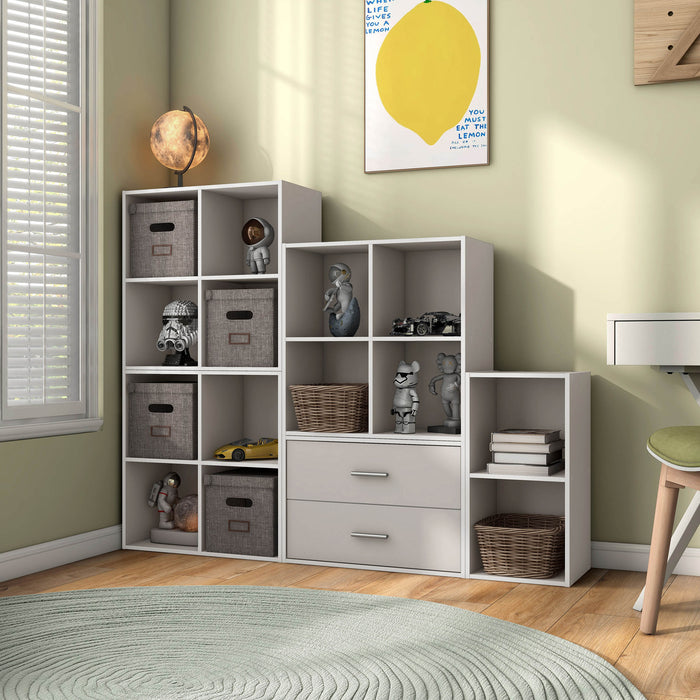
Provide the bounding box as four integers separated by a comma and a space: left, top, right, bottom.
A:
494, 251, 574, 372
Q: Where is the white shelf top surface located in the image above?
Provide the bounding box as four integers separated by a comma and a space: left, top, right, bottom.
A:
607, 312, 700, 321
123, 180, 290, 199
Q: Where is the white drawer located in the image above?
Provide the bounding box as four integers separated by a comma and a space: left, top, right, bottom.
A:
608, 318, 700, 366
286, 500, 461, 572
286, 440, 460, 509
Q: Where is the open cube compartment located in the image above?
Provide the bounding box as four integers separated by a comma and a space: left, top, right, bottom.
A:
285, 243, 369, 338
123, 460, 199, 551
200, 374, 279, 463
373, 339, 462, 438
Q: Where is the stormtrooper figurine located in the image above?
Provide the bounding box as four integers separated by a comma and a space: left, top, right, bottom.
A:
428, 352, 461, 433
147, 471, 181, 530
242, 217, 275, 274
391, 360, 420, 434
156, 299, 198, 366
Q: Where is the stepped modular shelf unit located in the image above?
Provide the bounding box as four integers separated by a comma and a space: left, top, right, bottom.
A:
122, 181, 322, 558
122, 184, 591, 586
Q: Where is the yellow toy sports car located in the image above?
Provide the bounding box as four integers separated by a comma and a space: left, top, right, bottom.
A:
213, 437, 278, 462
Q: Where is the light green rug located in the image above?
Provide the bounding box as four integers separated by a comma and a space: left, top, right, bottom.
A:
0, 585, 644, 699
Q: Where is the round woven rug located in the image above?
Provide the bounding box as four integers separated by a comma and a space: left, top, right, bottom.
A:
0, 585, 644, 699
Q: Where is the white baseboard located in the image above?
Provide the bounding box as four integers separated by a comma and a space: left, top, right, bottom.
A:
1, 531, 697, 583
0, 526, 122, 583
592, 540, 700, 576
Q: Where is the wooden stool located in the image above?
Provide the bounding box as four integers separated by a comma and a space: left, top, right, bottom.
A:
640, 426, 700, 635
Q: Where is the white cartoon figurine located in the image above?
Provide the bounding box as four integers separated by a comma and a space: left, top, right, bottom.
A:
242, 217, 275, 274
147, 471, 181, 530
322, 262, 361, 337
428, 352, 461, 434
391, 360, 420, 434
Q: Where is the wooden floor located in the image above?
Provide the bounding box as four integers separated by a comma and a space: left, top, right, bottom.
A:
2, 552, 698, 699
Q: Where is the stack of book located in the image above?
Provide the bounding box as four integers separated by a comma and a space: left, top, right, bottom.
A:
487, 429, 564, 476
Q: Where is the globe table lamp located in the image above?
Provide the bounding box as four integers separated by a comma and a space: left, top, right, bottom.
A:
150, 106, 210, 186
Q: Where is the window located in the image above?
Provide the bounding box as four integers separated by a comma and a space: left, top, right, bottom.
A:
1, 0, 100, 440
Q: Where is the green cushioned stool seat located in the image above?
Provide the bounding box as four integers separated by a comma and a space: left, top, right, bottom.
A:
647, 426, 700, 470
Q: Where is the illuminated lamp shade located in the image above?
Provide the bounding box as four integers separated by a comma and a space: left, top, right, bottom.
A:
150, 106, 210, 186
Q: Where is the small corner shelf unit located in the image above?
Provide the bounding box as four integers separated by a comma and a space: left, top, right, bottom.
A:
465, 371, 591, 587
121, 180, 322, 559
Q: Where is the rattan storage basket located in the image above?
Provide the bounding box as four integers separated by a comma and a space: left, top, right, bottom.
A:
474, 513, 565, 579
289, 383, 368, 433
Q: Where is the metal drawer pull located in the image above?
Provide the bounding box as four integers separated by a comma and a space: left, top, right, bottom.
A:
350, 532, 389, 539
350, 471, 389, 478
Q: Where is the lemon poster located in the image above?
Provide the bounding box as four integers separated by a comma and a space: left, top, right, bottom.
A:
365, 0, 488, 172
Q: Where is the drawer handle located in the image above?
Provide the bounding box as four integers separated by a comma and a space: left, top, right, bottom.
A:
351, 532, 389, 540
350, 471, 389, 478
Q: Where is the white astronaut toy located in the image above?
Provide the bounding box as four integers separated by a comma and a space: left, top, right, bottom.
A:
147, 471, 181, 530
242, 217, 275, 274
323, 263, 353, 318
428, 352, 461, 433
391, 360, 420, 434
322, 262, 361, 337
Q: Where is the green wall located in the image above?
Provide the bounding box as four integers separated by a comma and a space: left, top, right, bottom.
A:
0, 0, 170, 553
169, 0, 700, 547
3, 0, 698, 556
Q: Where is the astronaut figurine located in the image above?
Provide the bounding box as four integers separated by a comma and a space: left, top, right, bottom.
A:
428, 352, 461, 434
391, 360, 420, 434
322, 263, 361, 337
242, 217, 275, 274
147, 471, 181, 530
156, 299, 198, 366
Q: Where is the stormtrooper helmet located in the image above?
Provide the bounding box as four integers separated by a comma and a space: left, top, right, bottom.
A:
157, 299, 198, 353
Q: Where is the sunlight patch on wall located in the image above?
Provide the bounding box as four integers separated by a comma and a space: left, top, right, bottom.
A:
257, 0, 314, 183
256, 0, 383, 233
531, 118, 658, 369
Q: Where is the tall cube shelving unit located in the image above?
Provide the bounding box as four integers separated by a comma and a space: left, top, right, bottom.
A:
122, 181, 322, 559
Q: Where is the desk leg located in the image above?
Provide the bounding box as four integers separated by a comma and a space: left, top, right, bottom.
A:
633, 489, 700, 612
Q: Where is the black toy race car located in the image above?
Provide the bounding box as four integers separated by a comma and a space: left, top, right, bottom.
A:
390, 311, 461, 336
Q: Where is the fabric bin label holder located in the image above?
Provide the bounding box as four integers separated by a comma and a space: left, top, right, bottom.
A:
129, 200, 196, 278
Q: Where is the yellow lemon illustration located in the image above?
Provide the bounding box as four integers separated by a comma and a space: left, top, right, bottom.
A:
376, 0, 481, 145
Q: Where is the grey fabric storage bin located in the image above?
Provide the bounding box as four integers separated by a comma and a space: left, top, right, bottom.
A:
206, 288, 276, 367
204, 469, 278, 556
128, 382, 197, 459
129, 200, 196, 278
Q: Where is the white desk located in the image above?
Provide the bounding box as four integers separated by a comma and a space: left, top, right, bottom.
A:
607, 313, 700, 611
608, 312, 700, 367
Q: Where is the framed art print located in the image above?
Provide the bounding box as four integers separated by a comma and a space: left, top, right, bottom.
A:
364, 0, 489, 173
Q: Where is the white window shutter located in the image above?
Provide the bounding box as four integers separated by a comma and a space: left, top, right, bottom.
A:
1, 0, 99, 432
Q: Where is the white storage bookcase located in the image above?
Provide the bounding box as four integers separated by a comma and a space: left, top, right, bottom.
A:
122, 188, 591, 586
122, 181, 322, 558
466, 371, 591, 586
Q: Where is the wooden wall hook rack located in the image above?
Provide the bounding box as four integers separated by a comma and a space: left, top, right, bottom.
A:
635, 0, 700, 85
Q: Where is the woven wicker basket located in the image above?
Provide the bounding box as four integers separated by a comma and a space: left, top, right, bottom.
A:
289, 383, 368, 433
474, 513, 565, 579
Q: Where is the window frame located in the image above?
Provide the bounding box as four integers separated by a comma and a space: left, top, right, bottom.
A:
0, 0, 101, 441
